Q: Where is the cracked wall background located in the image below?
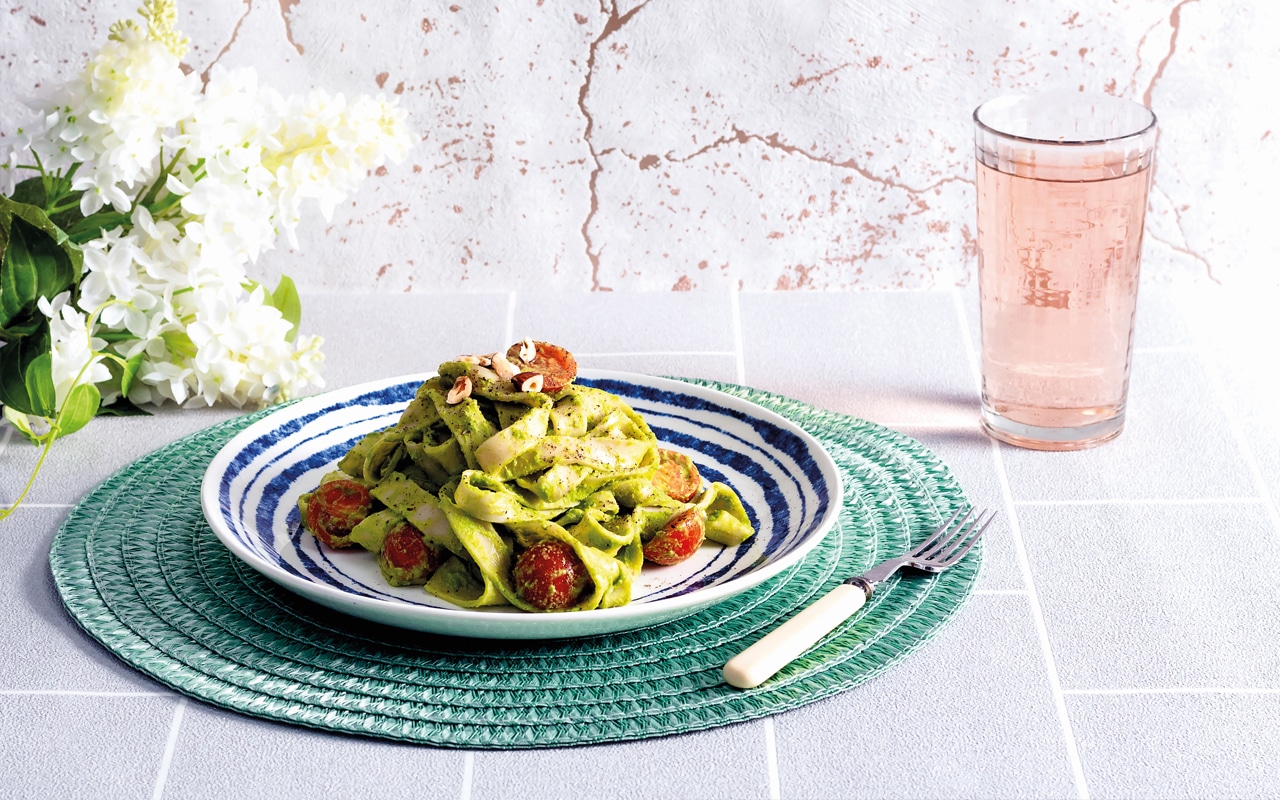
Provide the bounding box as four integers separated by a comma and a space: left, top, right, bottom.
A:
2, 0, 1273, 292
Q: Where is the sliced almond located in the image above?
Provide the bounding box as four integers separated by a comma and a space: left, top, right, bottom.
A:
518, 337, 537, 363
446, 375, 473, 404
518, 373, 544, 393
490, 352, 519, 380
455, 354, 483, 365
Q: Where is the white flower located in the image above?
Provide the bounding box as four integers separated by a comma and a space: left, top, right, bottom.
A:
138, 359, 195, 406
40, 292, 112, 408
29, 20, 202, 216
181, 65, 411, 256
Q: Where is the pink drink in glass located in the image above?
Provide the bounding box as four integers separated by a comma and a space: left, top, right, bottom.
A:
974, 92, 1156, 450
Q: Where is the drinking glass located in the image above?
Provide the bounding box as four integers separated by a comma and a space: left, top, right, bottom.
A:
973, 91, 1157, 450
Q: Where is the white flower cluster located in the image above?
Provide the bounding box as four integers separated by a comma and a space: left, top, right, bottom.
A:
26, 22, 199, 215
4, 0, 413, 410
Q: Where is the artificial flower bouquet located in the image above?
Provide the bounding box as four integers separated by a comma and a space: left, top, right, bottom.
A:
0, 1, 413, 515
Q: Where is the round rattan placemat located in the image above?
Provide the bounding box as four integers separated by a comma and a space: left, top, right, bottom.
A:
50, 380, 979, 748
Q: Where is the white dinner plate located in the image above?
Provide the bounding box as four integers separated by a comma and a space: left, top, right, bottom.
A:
201, 371, 843, 639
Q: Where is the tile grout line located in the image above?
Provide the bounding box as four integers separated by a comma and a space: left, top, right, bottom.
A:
0, 425, 11, 507
764, 717, 781, 800
0, 504, 76, 510
1016, 497, 1263, 506
0, 689, 174, 696
989, 442, 1091, 800
1189, 322, 1280, 540
459, 751, 474, 800
576, 350, 738, 357
1130, 345, 1199, 355
150, 697, 186, 800
1063, 687, 1280, 696
951, 289, 1091, 800
730, 285, 746, 384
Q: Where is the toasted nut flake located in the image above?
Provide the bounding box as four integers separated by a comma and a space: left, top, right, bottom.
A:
446, 376, 473, 404
518, 337, 537, 363
456, 354, 483, 365
490, 352, 519, 380
518, 373, 544, 393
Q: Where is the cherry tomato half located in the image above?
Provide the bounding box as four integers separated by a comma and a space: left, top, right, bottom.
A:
653, 449, 701, 503
513, 540, 590, 610
304, 478, 372, 549
642, 507, 706, 566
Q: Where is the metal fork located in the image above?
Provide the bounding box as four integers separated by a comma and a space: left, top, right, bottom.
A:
723, 506, 996, 689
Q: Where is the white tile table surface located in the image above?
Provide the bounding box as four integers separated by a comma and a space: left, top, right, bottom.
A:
2, 283, 1278, 800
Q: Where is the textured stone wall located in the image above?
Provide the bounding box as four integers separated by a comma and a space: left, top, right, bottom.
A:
2, 0, 1273, 291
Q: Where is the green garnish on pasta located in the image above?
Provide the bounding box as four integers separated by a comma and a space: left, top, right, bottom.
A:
298, 341, 755, 612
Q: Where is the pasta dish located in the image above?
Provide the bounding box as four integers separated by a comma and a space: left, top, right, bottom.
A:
298, 340, 754, 613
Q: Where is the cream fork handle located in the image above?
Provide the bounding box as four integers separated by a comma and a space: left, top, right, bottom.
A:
723, 582, 868, 689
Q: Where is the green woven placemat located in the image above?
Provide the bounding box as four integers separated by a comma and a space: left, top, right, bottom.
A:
49, 380, 979, 748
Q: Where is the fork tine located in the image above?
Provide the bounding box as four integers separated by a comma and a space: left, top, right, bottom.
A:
906, 509, 962, 558
930, 509, 996, 566
922, 510, 981, 562
913, 507, 972, 560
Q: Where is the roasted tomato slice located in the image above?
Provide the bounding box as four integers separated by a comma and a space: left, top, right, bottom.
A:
505, 340, 577, 392
513, 540, 590, 610
305, 478, 372, 549
643, 507, 706, 566
653, 449, 701, 503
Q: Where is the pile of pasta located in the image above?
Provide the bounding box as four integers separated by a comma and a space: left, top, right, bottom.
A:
298, 341, 754, 613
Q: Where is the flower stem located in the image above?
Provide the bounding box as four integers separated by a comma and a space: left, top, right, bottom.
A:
0, 292, 135, 523
0, 355, 98, 522
46, 198, 82, 215
139, 147, 186, 207
0, 434, 56, 521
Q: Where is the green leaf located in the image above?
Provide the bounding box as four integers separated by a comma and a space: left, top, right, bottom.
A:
11, 176, 84, 232
0, 307, 46, 340
0, 194, 83, 273
23, 352, 56, 417
162, 330, 197, 360
10, 177, 48, 208
97, 395, 151, 417
32, 232, 77, 301
57, 382, 100, 436
0, 320, 51, 415
66, 208, 132, 244
119, 352, 144, 396
2, 405, 42, 444
0, 220, 40, 327
94, 329, 138, 344
269, 275, 302, 343
0, 195, 83, 328
102, 349, 144, 399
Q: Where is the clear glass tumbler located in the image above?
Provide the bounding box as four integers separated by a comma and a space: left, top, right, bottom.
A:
973, 91, 1157, 450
